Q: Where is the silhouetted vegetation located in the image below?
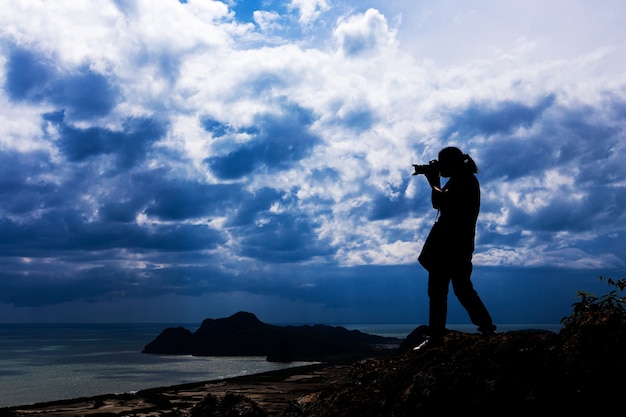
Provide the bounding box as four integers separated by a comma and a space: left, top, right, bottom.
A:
561, 276, 626, 327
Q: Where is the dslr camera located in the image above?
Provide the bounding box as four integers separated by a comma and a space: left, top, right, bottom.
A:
412, 159, 439, 176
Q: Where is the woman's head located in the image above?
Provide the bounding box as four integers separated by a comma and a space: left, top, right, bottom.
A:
438, 146, 478, 177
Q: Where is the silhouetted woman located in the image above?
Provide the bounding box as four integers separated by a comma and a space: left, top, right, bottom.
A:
417, 146, 496, 348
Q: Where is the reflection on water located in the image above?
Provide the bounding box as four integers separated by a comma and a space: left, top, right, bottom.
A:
0, 323, 310, 408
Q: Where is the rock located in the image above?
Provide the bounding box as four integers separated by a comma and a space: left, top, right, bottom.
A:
143, 326, 194, 355
142, 311, 401, 362
282, 312, 626, 417
396, 324, 429, 353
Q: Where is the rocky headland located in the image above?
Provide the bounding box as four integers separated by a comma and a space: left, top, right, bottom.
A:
142, 311, 401, 362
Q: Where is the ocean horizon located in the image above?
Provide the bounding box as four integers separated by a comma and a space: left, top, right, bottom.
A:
0, 322, 562, 408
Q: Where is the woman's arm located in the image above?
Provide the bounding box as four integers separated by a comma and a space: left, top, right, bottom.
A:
426, 171, 443, 209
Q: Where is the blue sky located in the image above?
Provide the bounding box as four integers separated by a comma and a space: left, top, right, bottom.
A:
0, 0, 625, 325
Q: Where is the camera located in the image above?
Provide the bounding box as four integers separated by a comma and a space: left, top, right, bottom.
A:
412, 159, 439, 176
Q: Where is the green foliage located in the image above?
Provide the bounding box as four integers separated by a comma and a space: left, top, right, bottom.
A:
561, 276, 626, 327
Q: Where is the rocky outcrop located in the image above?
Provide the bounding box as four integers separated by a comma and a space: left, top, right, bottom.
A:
142, 311, 400, 362
281, 311, 626, 417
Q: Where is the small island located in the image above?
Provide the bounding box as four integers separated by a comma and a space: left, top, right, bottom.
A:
142, 311, 401, 362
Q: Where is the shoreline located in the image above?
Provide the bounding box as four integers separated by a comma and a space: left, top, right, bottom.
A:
0, 323, 564, 415
2, 362, 350, 416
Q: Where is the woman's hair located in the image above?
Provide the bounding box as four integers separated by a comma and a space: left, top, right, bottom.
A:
438, 146, 478, 174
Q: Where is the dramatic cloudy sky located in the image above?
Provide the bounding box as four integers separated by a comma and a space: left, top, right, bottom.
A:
1, 0, 625, 325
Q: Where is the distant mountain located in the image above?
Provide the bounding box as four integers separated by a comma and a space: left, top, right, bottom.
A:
142, 311, 401, 362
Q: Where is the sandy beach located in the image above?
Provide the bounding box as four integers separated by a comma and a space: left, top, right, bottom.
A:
3, 363, 349, 417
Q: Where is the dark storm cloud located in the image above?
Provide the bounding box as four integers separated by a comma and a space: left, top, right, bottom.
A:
506, 182, 626, 235
201, 116, 229, 137
0, 260, 233, 307
449, 96, 623, 183
226, 187, 285, 226
45, 112, 166, 169
143, 180, 236, 221
206, 103, 320, 179
476, 229, 525, 248
99, 197, 147, 224
367, 177, 429, 221
239, 212, 334, 263
0, 208, 225, 256
0, 150, 57, 216
0, 149, 230, 261
92, 165, 243, 225
4, 49, 54, 100
368, 194, 406, 220
477, 134, 561, 181
5, 48, 119, 119
442, 95, 555, 140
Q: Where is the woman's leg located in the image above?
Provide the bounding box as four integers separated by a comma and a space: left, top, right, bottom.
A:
451, 262, 496, 334
427, 271, 450, 342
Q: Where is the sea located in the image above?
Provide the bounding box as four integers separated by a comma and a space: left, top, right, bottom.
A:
0, 322, 563, 408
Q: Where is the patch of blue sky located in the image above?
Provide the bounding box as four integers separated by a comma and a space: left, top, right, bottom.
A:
230, 0, 288, 24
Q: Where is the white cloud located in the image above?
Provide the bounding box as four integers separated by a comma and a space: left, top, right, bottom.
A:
289, 0, 330, 25
0, 98, 51, 152
0, 0, 121, 66
333, 8, 397, 57
253, 10, 281, 31
368, 0, 626, 68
